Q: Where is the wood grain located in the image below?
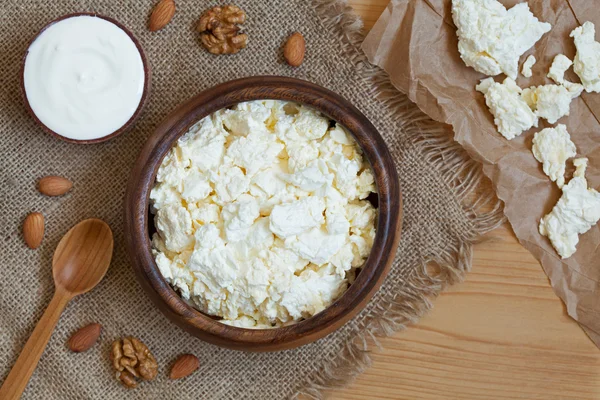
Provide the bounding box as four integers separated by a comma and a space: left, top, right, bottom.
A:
0, 290, 71, 400
328, 1, 600, 399
124, 76, 402, 351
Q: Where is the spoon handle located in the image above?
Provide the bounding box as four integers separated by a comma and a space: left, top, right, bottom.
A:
0, 288, 71, 399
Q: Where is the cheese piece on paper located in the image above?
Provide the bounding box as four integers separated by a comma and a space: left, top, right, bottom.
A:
532, 124, 577, 188
451, 0, 551, 79
570, 21, 600, 93
521, 84, 580, 124
539, 158, 600, 259
521, 55, 536, 78
476, 77, 538, 140
548, 54, 573, 84
547, 54, 585, 96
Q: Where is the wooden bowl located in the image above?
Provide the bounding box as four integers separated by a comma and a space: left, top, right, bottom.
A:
20, 13, 151, 144
124, 76, 402, 351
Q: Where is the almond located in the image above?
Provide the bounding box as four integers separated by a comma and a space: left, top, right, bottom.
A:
68, 323, 102, 353
149, 0, 176, 32
38, 176, 73, 196
283, 32, 306, 67
169, 354, 199, 380
23, 212, 44, 249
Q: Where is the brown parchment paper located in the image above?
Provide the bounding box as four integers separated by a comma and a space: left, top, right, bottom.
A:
362, 0, 600, 346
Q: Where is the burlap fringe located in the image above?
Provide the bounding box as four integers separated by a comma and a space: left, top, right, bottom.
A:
293, 1, 506, 398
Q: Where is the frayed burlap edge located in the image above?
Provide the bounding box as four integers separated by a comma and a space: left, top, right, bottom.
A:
293, 1, 506, 398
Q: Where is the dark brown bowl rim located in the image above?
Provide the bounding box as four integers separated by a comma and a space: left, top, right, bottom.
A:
124, 76, 403, 351
20, 12, 151, 144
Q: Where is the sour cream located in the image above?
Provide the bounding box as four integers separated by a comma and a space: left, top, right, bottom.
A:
23, 15, 145, 141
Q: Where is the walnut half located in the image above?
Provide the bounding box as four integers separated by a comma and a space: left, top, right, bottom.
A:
197, 5, 248, 55
110, 337, 158, 388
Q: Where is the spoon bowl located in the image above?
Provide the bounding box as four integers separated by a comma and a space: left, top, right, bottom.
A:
53, 219, 114, 295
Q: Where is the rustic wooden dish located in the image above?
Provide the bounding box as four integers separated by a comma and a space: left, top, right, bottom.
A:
20, 12, 151, 144
124, 76, 402, 351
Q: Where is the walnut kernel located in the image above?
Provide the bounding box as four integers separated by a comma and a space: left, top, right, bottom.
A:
197, 5, 248, 54
110, 337, 158, 388
117, 370, 138, 388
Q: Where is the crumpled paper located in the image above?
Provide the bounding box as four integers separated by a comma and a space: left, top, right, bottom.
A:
362, 0, 600, 346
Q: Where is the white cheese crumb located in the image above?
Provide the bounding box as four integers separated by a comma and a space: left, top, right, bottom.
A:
451, 0, 551, 79
539, 158, 600, 259
177, 117, 227, 173
226, 132, 284, 177
562, 80, 585, 98
521, 84, 579, 124
283, 159, 333, 192
182, 169, 212, 203
150, 101, 377, 328
286, 140, 319, 173
222, 194, 260, 242
570, 22, 600, 93
521, 55, 536, 78
285, 227, 347, 266
155, 204, 194, 252
532, 124, 577, 188
547, 54, 573, 84
546, 54, 585, 96
190, 203, 221, 226
476, 77, 538, 140
149, 183, 181, 211
212, 165, 250, 204
222, 101, 271, 136
269, 196, 325, 238
279, 266, 347, 320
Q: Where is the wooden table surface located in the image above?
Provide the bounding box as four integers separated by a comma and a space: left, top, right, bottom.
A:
329, 1, 600, 399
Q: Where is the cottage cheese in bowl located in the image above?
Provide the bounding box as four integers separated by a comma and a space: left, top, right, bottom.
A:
150, 100, 377, 328
23, 15, 146, 142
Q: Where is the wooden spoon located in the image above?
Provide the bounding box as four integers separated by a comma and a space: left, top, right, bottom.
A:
0, 219, 113, 400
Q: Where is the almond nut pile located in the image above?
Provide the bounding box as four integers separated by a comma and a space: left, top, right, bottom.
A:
23, 175, 73, 249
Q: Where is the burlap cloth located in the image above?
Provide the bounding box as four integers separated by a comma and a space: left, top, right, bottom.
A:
0, 0, 504, 398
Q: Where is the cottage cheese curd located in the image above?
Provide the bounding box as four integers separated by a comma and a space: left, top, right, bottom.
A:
477, 76, 583, 139
150, 100, 377, 328
539, 158, 600, 259
451, 0, 551, 79
476, 77, 538, 140
547, 54, 585, 95
521, 55, 536, 78
570, 22, 600, 93
532, 124, 577, 188
521, 83, 580, 124
548, 54, 572, 84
